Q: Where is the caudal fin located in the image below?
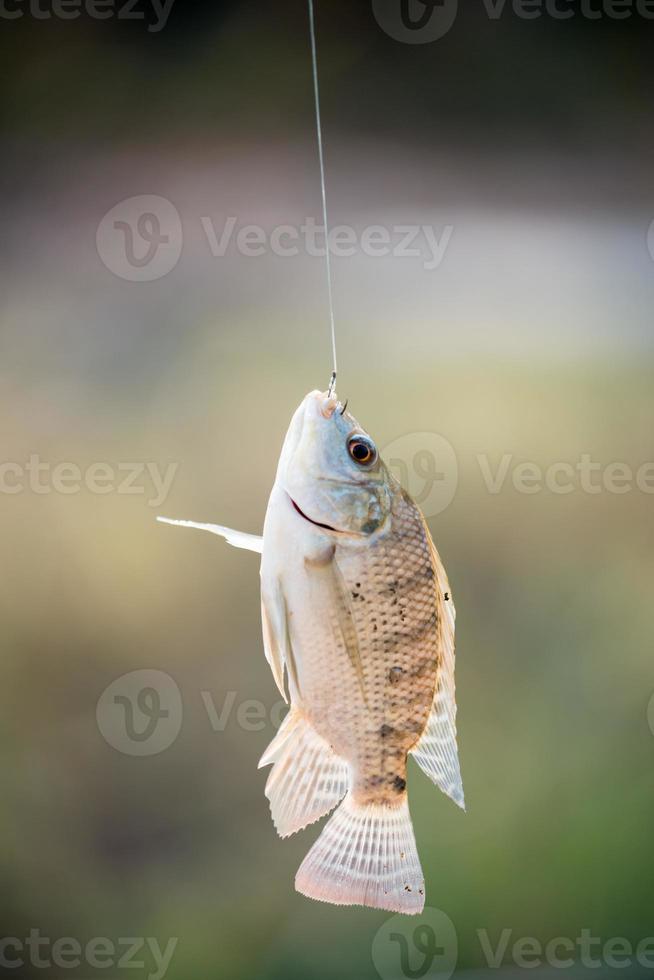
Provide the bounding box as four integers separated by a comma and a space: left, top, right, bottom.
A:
295, 793, 424, 914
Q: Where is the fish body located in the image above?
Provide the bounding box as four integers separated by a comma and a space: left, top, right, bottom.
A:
158, 389, 463, 914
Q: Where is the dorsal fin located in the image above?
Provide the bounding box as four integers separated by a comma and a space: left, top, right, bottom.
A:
409, 523, 465, 810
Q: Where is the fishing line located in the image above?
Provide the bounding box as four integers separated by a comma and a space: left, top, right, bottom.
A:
307, 0, 337, 397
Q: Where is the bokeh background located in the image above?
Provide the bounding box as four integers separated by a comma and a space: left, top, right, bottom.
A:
2, 1, 654, 978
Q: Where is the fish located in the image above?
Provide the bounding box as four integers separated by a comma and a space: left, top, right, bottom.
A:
158, 388, 464, 914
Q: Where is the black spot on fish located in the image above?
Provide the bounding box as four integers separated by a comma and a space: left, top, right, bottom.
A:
393, 776, 407, 793
380, 724, 394, 738
361, 519, 380, 535
444, 592, 450, 601
389, 666, 403, 684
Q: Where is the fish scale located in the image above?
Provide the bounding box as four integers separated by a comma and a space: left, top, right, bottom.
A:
330, 491, 440, 806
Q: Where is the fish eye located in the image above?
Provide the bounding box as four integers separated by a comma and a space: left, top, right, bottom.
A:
347, 436, 377, 466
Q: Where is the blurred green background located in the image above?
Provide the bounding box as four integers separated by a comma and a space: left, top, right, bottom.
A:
2, 1, 654, 978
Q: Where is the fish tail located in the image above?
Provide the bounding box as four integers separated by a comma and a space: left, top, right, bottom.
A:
295, 792, 424, 915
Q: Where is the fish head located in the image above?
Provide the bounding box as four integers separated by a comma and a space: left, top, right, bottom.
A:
276, 389, 394, 537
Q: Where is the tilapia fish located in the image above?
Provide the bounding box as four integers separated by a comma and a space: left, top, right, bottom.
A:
158, 389, 464, 914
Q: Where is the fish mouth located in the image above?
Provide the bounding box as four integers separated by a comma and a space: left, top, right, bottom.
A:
290, 497, 341, 533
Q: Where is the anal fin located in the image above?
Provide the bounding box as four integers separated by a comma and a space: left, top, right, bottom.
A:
259, 710, 349, 839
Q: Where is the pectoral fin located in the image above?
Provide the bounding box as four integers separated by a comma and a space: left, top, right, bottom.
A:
261, 580, 303, 703
157, 516, 263, 553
